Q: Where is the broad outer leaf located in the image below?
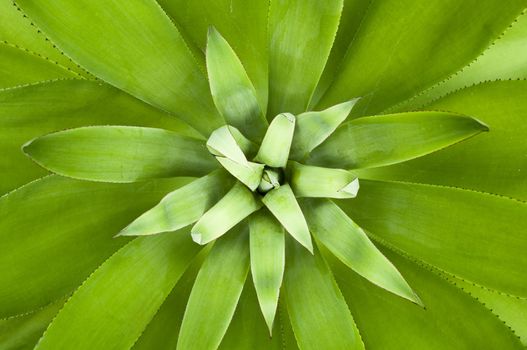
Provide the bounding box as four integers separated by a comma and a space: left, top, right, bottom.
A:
255, 113, 296, 168
206, 27, 267, 141
158, 0, 270, 110
219, 279, 284, 350
289, 161, 359, 199
23, 126, 217, 182
131, 248, 207, 350
284, 241, 364, 350
394, 12, 527, 111
451, 277, 527, 346
0, 0, 88, 77
119, 171, 234, 236
317, 0, 527, 116
262, 184, 313, 253
268, 0, 344, 116
249, 211, 285, 334
356, 80, 527, 201
0, 79, 200, 194
191, 183, 262, 245
308, 111, 488, 169
0, 43, 77, 88
329, 247, 523, 349
340, 180, 527, 297
36, 230, 201, 350
0, 297, 65, 350
16, 0, 223, 135
0, 175, 190, 318
290, 99, 359, 160
178, 227, 250, 350
302, 199, 421, 305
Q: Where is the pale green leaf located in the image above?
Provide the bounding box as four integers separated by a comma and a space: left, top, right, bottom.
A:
340, 180, 527, 297
219, 279, 284, 350
329, 247, 523, 349
0, 175, 190, 318
216, 157, 264, 191
308, 111, 488, 169
0, 297, 65, 350
0, 79, 200, 195
206, 126, 250, 165
36, 230, 200, 350
262, 184, 313, 253
206, 27, 267, 141
23, 126, 217, 182
317, 0, 527, 116
284, 242, 364, 350
119, 171, 233, 237
289, 161, 359, 199
178, 227, 250, 350
0, 42, 77, 88
157, 0, 270, 110
302, 199, 421, 305
16, 0, 223, 135
0, 0, 89, 77
290, 99, 359, 160
451, 277, 527, 346
394, 12, 527, 111
255, 113, 295, 168
357, 80, 527, 201
191, 183, 262, 245
249, 211, 285, 334
268, 0, 344, 116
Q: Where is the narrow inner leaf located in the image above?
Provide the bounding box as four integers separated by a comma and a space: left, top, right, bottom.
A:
255, 113, 296, 168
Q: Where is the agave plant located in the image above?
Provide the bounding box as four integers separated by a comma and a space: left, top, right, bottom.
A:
1, 0, 527, 349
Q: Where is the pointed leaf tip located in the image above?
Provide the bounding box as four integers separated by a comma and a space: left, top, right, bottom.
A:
191, 232, 203, 245
339, 178, 360, 198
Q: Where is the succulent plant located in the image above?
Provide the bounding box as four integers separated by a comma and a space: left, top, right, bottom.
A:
1, 0, 527, 349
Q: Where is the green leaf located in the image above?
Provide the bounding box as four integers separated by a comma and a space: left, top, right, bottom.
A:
132, 248, 207, 350
262, 184, 313, 253
219, 279, 284, 350
308, 111, 488, 169
178, 227, 250, 350
0, 1, 89, 78
0, 297, 65, 350
394, 12, 527, 111
290, 99, 359, 160
157, 0, 270, 111
0, 79, 200, 195
0, 42, 77, 88
302, 199, 421, 305
329, 247, 523, 349
357, 80, 527, 201
23, 126, 217, 182
206, 27, 267, 141
0, 175, 190, 318
317, 0, 527, 116
35, 230, 200, 350
268, 0, 344, 116
451, 277, 527, 346
255, 113, 296, 168
207, 126, 250, 165
289, 161, 359, 199
119, 171, 234, 237
191, 183, 262, 245
249, 211, 285, 334
284, 241, 364, 350
216, 157, 264, 191
16, 0, 223, 136
339, 179, 527, 297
